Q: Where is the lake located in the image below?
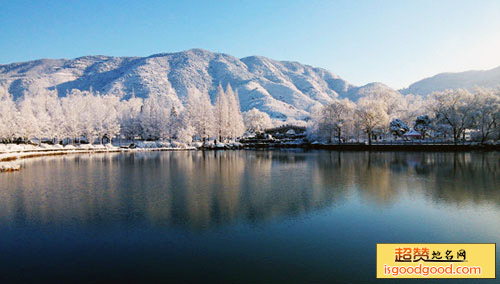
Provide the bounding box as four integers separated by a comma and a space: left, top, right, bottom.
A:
0, 150, 498, 283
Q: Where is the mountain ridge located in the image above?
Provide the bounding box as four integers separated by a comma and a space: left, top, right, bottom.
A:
0, 49, 360, 121
400, 65, 500, 95
2, 48, 500, 120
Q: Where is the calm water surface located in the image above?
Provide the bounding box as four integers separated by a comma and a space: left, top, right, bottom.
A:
0, 150, 499, 283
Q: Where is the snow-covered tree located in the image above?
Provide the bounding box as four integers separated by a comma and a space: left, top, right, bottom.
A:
471, 88, 500, 142
414, 115, 432, 138
355, 97, 389, 145
61, 91, 85, 144
4, 82, 500, 147
79, 90, 99, 142
400, 94, 426, 125
389, 118, 409, 139
45, 91, 65, 143
317, 99, 354, 143
184, 89, 215, 140
139, 93, 172, 140
118, 95, 143, 141
428, 89, 475, 144
167, 106, 181, 139
174, 110, 195, 144
214, 84, 230, 141
360, 88, 405, 121
225, 84, 245, 139
214, 83, 245, 141
98, 94, 121, 143
0, 90, 19, 142
17, 96, 43, 142
243, 108, 273, 133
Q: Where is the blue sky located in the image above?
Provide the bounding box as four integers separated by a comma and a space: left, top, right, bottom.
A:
1, 0, 500, 88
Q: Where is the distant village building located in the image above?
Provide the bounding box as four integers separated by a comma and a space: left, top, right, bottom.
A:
403, 129, 422, 139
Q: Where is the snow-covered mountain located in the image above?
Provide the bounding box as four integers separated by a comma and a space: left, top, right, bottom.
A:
400, 66, 500, 96
344, 82, 400, 101
0, 49, 358, 121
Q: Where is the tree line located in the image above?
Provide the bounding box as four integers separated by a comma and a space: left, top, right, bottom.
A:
0, 84, 273, 145
1, 84, 498, 146
308, 88, 500, 145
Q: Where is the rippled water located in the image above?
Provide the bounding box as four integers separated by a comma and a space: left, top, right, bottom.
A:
0, 150, 499, 283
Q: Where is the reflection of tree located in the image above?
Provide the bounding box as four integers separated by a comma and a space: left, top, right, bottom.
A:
312, 151, 500, 207
312, 151, 353, 205
353, 152, 500, 207
426, 152, 500, 205
0, 151, 498, 230
354, 152, 402, 205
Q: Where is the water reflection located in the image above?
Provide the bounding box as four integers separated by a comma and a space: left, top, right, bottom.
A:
0, 151, 498, 230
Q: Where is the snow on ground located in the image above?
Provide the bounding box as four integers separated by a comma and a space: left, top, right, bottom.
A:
197, 140, 243, 149
134, 141, 175, 148
0, 161, 21, 172
0, 142, 196, 164
192, 141, 204, 148
0, 139, 248, 170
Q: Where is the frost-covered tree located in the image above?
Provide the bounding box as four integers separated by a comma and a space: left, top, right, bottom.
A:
139, 93, 172, 140
400, 94, 426, 126
317, 99, 354, 143
225, 84, 245, 139
45, 91, 65, 143
352, 87, 405, 140
0, 90, 19, 142
79, 90, 99, 142
17, 96, 43, 142
61, 89, 118, 144
414, 115, 432, 138
360, 89, 405, 121
118, 95, 143, 141
174, 110, 195, 144
167, 106, 181, 139
4, 82, 500, 147
214, 84, 230, 141
429, 89, 475, 144
243, 108, 273, 133
61, 91, 86, 144
184, 89, 215, 140
98, 95, 121, 143
389, 118, 409, 139
18, 90, 62, 142
214, 83, 245, 141
413, 114, 432, 138
356, 98, 389, 145
471, 88, 500, 142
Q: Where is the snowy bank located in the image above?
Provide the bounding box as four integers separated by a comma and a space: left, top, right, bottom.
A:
0, 143, 196, 169
0, 161, 21, 172
197, 141, 244, 149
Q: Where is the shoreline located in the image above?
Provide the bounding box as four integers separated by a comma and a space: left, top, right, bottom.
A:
241, 143, 500, 152
2, 143, 499, 173
0, 147, 195, 172
306, 144, 500, 152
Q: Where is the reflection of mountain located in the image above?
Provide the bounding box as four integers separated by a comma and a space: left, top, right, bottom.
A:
0, 151, 498, 230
